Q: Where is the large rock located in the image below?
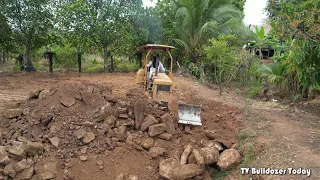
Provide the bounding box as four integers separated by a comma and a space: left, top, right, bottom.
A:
199, 147, 219, 165
159, 158, 203, 180
6, 145, 26, 160
93, 103, 114, 122
217, 149, 241, 170
141, 138, 154, 149
160, 113, 176, 134
39, 89, 51, 99
140, 115, 158, 131
192, 149, 205, 169
4, 109, 23, 119
157, 133, 172, 141
159, 158, 180, 180
4, 162, 17, 178
14, 159, 28, 173
148, 123, 166, 137
15, 167, 34, 180
149, 147, 166, 158
134, 99, 145, 129
49, 137, 60, 148
82, 132, 95, 144
180, 145, 193, 165
173, 164, 204, 180
24, 141, 44, 156
200, 139, 224, 151
36, 162, 58, 180
60, 96, 76, 107
74, 129, 86, 139
0, 146, 10, 166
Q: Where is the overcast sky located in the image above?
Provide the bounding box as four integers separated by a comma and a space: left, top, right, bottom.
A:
142, 0, 268, 25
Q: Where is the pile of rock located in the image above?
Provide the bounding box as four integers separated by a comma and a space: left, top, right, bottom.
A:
0, 137, 58, 180
0, 82, 242, 180
159, 142, 241, 180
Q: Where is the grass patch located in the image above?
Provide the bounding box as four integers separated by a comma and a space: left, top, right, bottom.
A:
84, 63, 104, 73
213, 169, 231, 180
115, 62, 139, 72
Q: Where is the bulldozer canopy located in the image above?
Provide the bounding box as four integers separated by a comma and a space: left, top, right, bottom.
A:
138, 44, 176, 51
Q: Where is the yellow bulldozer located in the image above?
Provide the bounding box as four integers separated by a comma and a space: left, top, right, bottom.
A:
136, 44, 202, 126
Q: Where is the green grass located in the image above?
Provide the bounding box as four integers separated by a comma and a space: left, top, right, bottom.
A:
84, 63, 104, 73
115, 62, 139, 72
214, 169, 231, 180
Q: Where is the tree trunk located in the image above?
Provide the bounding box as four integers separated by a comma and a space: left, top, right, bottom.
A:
2, 52, 5, 63
110, 55, 114, 72
200, 60, 205, 83
25, 41, 32, 66
0, 51, 2, 63
77, 52, 82, 73
103, 46, 108, 73
49, 55, 53, 73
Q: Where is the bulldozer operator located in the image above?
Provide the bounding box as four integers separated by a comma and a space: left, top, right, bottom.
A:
147, 53, 166, 89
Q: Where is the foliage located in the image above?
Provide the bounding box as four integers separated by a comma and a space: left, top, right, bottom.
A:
0, 14, 12, 52
266, 0, 320, 98
164, 0, 248, 62
257, 62, 288, 95
3, 0, 54, 65
202, 34, 242, 95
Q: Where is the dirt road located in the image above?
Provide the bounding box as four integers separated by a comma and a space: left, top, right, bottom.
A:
0, 72, 319, 179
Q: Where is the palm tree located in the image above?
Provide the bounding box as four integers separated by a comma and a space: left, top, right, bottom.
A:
169, 0, 248, 62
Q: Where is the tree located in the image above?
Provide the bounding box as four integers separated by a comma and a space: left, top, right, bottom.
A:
166, 0, 248, 63
3, 0, 54, 66
0, 13, 12, 63
232, 0, 246, 13
60, 0, 136, 73
266, 0, 320, 97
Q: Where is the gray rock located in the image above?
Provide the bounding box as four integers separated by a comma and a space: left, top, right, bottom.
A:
93, 103, 113, 122
14, 159, 28, 173
141, 138, 154, 150
134, 99, 145, 129
6, 145, 26, 160
4, 162, 17, 178
0, 146, 10, 166
15, 166, 34, 180
81, 132, 95, 144
74, 129, 86, 139
48, 137, 60, 148
199, 147, 219, 165
148, 123, 166, 137
160, 113, 176, 134
140, 115, 158, 131
24, 141, 44, 156
4, 109, 23, 119
36, 162, 58, 180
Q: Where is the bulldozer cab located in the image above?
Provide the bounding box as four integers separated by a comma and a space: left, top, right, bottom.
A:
136, 44, 175, 101
136, 44, 202, 126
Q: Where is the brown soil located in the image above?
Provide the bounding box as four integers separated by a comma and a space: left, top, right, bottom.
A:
0, 72, 318, 180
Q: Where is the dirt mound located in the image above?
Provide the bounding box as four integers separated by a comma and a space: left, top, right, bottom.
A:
0, 82, 241, 179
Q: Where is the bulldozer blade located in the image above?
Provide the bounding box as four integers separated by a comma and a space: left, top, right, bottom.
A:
178, 104, 202, 126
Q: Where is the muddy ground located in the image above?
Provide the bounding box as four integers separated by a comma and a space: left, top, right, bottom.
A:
0, 72, 319, 180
